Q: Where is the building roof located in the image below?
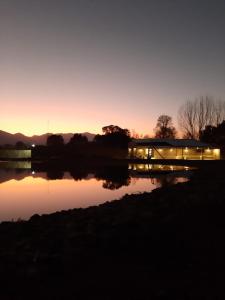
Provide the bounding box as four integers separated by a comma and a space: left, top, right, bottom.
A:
129, 138, 213, 148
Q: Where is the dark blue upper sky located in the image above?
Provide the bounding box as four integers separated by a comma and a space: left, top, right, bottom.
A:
0, 0, 225, 135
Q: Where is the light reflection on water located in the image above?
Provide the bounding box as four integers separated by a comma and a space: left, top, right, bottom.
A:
0, 162, 192, 222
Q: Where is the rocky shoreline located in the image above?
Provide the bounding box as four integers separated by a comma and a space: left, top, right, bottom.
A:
0, 162, 224, 299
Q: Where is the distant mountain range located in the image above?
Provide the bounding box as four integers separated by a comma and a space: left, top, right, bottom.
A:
0, 130, 96, 145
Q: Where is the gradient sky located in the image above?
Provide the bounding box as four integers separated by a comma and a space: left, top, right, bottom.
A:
1, 0, 225, 136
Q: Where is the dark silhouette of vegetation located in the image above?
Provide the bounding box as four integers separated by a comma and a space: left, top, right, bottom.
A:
15, 141, 28, 150
29, 126, 130, 160
47, 170, 64, 180
94, 125, 131, 148
70, 169, 89, 181
47, 134, 64, 147
68, 134, 88, 145
154, 115, 176, 138
200, 120, 225, 147
102, 177, 131, 190
178, 96, 225, 139
95, 165, 131, 190
102, 125, 130, 136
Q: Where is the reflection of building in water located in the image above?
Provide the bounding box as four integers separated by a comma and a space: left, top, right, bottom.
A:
128, 163, 192, 173
0, 161, 31, 169
129, 163, 190, 188
128, 139, 220, 160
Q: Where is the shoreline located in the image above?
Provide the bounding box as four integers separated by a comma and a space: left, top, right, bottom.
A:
0, 161, 224, 298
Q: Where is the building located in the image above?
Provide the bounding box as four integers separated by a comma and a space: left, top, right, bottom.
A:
128, 139, 220, 160
0, 149, 31, 159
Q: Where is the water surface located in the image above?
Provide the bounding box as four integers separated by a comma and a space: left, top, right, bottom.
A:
0, 162, 192, 221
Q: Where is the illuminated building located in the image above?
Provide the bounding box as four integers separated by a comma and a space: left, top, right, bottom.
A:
128, 139, 220, 160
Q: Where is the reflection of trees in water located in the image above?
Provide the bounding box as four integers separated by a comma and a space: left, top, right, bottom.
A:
153, 175, 177, 188
47, 170, 64, 180
95, 166, 131, 190
102, 177, 131, 190
70, 169, 89, 181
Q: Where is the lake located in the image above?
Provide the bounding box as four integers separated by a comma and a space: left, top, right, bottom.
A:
0, 162, 192, 222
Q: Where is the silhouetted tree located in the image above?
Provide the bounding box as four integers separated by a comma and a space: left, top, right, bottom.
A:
94, 125, 131, 148
15, 141, 27, 149
68, 134, 88, 145
102, 125, 130, 136
178, 96, 225, 139
200, 120, 225, 146
46, 135, 64, 147
154, 115, 176, 139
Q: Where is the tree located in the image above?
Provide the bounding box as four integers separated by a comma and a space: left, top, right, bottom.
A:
102, 125, 130, 137
154, 115, 176, 139
15, 141, 27, 149
178, 96, 225, 139
68, 134, 88, 145
46, 134, 64, 147
200, 120, 225, 146
94, 125, 131, 148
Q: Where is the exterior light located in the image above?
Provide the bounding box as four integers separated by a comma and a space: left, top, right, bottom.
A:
31, 144, 36, 148
184, 147, 188, 153
32, 171, 35, 175
213, 149, 220, 154
170, 148, 173, 152
206, 148, 211, 152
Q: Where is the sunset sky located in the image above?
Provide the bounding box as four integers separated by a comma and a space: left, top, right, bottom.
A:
1, 0, 225, 136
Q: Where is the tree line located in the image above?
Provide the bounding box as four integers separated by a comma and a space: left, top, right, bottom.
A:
46, 125, 131, 149
152, 96, 225, 148
4, 95, 225, 152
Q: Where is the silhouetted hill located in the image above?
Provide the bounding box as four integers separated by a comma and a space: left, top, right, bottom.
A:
0, 130, 95, 145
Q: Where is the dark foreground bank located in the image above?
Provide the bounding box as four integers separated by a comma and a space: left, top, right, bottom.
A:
0, 162, 224, 299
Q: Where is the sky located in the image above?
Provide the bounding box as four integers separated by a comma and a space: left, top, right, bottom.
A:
0, 0, 225, 136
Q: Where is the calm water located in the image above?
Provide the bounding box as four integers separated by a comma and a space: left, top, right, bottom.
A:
0, 162, 192, 222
